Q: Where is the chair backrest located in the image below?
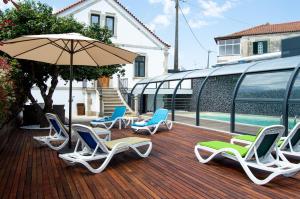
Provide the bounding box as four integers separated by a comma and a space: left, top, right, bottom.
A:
71, 124, 109, 153
148, 109, 169, 125
111, 106, 126, 120
245, 125, 284, 161
45, 113, 69, 138
280, 122, 300, 150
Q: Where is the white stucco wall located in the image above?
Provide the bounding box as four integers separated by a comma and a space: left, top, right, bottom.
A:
30, 0, 169, 116
57, 0, 169, 88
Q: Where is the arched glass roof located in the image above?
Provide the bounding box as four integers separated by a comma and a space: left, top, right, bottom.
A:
136, 55, 300, 84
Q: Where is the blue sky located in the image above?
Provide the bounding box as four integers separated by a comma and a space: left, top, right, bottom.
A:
1, 0, 300, 69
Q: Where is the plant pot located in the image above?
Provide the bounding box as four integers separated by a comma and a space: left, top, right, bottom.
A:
99, 76, 110, 88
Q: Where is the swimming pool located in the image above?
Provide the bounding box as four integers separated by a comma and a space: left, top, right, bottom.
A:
200, 112, 297, 129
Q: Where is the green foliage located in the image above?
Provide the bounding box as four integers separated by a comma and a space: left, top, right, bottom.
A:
0, 0, 126, 115
0, 57, 23, 125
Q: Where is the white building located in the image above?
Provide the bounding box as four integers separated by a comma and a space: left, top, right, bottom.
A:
214, 21, 300, 64
31, 0, 170, 116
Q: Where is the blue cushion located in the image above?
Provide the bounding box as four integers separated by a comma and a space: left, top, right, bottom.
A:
132, 108, 168, 127
91, 117, 112, 123
111, 106, 126, 120
49, 118, 64, 136
77, 131, 97, 149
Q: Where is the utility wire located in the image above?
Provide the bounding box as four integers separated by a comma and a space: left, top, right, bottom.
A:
179, 4, 214, 53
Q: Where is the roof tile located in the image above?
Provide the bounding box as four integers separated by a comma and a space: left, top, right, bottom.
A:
215, 21, 300, 41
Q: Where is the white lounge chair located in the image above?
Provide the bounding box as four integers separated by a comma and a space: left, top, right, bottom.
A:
231, 123, 300, 158
59, 124, 152, 173
194, 125, 300, 185
90, 106, 126, 130
131, 108, 172, 135
279, 123, 300, 157
33, 113, 69, 150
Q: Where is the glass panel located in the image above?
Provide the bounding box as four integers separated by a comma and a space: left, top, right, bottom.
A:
211, 62, 254, 76
185, 68, 216, 79
247, 55, 300, 73
105, 16, 114, 33
234, 39, 240, 44
91, 14, 100, 26
219, 46, 225, 56
288, 103, 300, 130
225, 45, 233, 55
235, 102, 283, 135
218, 40, 225, 45
165, 71, 192, 81
290, 71, 300, 100
199, 74, 240, 132
233, 44, 240, 55
226, 39, 233, 45
134, 56, 145, 77
237, 70, 292, 99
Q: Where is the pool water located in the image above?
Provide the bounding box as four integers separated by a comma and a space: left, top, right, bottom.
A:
200, 112, 297, 129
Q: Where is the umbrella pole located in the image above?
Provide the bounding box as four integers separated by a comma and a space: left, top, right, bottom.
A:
68, 40, 74, 148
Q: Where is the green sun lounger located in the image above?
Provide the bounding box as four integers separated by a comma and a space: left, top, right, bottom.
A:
194, 125, 300, 185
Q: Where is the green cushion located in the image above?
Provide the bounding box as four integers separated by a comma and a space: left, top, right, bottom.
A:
233, 135, 256, 142
233, 135, 284, 147
198, 141, 249, 157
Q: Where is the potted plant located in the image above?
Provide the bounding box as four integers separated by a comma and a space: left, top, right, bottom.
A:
97, 65, 125, 88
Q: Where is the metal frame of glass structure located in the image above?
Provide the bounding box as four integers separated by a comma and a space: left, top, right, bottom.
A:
130, 55, 300, 135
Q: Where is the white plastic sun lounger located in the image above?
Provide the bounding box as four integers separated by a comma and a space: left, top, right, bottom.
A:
131, 108, 172, 135
59, 124, 152, 173
194, 125, 300, 185
33, 113, 69, 150
90, 106, 126, 130
231, 122, 300, 158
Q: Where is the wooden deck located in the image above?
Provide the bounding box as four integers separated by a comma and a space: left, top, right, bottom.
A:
1, 124, 300, 199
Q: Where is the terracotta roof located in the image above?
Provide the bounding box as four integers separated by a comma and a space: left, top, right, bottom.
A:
215, 21, 300, 42
55, 0, 170, 48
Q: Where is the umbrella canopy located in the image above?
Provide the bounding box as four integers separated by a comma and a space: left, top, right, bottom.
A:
0, 33, 137, 148
0, 33, 137, 65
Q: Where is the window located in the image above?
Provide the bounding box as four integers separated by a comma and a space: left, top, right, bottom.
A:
218, 39, 240, 56
91, 14, 100, 26
134, 56, 146, 77
105, 16, 115, 34
253, 41, 268, 55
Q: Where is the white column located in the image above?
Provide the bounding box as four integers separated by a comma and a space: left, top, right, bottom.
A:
163, 49, 169, 74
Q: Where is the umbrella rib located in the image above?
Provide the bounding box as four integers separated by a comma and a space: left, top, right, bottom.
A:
85, 40, 133, 63
77, 42, 100, 66
12, 39, 62, 58
54, 40, 70, 65
2, 38, 47, 45
73, 40, 80, 52
50, 39, 71, 52
60, 39, 71, 52
73, 41, 96, 53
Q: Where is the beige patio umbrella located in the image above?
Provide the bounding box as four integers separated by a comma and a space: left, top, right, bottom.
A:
0, 33, 137, 148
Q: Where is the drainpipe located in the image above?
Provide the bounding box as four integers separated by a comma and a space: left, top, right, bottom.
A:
134, 94, 139, 114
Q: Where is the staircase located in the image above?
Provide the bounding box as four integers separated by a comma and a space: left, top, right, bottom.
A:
102, 88, 132, 116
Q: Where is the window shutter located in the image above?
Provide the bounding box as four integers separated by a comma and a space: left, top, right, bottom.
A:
253, 42, 258, 55
263, 41, 268, 53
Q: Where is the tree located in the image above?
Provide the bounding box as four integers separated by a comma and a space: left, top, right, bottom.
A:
0, 1, 124, 116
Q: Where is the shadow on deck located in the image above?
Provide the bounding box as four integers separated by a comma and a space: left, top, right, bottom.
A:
0, 124, 299, 198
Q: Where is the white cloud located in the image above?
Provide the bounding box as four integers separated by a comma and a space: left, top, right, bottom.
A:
188, 19, 208, 29
148, 0, 191, 31
181, 7, 190, 15
198, 0, 238, 17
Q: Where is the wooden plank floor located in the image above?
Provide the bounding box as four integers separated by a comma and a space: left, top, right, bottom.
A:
1, 124, 300, 199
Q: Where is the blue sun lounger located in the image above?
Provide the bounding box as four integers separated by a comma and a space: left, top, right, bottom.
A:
90, 106, 126, 129
131, 108, 172, 135
33, 113, 69, 150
